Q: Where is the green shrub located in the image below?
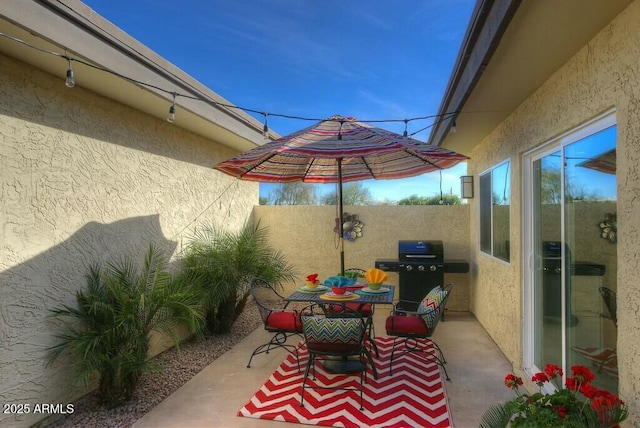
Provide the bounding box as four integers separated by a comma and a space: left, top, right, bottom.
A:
46, 244, 204, 407
180, 220, 296, 334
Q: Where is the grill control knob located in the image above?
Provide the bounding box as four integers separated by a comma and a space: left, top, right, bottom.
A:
418, 265, 425, 272
429, 265, 437, 272
405, 265, 413, 271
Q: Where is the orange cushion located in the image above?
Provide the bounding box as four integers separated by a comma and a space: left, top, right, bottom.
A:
266, 311, 301, 332
385, 315, 429, 336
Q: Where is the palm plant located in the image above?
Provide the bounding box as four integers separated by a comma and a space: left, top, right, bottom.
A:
180, 220, 297, 334
46, 244, 204, 407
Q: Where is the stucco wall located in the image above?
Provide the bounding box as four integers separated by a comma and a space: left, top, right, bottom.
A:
253, 205, 471, 312
0, 54, 257, 427
466, 0, 640, 421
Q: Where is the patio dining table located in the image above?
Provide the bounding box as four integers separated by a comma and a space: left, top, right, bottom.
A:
285, 284, 396, 306
285, 284, 396, 378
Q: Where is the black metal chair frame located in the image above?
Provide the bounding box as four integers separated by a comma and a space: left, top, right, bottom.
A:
386, 283, 454, 381
246, 277, 302, 370
299, 303, 369, 410
344, 267, 379, 358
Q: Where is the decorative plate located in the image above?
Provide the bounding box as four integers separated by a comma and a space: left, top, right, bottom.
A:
320, 293, 359, 301
359, 287, 390, 294
298, 284, 329, 293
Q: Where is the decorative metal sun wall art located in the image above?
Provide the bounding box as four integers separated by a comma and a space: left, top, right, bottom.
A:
334, 212, 364, 242
599, 212, 617, 244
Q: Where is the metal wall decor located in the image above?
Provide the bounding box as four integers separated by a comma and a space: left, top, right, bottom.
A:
599, 212, 617, 243
334, 212, 363, 242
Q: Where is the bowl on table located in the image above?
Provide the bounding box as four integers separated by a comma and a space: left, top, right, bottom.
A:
367, 282, 383, 291
305, 280, 319, 289
331, 286, 347, 295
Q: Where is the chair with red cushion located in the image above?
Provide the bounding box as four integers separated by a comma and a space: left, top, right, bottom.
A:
299, 303, 368, 410
385, 283, 453, 380
246, 277, 303, 370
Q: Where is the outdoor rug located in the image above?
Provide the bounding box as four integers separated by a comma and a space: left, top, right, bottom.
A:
238, 336, 453, 427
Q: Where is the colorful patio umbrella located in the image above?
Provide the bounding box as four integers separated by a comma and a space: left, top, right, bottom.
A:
214, 115, 469, 274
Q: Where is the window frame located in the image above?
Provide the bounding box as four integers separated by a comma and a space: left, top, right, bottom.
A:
479, 158, 511, 262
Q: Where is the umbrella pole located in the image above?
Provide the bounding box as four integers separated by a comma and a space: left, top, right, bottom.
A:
338, 158, 345, 276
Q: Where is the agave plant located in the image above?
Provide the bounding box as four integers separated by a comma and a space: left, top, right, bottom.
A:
180, 220, 297, 334
46, 244, 204, 407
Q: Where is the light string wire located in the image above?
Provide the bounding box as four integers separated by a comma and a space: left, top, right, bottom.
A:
0, 31, 460, 135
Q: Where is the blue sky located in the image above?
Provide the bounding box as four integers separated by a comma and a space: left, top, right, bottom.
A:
82, 0, 475, 202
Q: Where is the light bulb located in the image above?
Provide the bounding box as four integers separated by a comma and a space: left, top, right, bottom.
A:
450, 120, 457, 133
167, 93, 176, 122
65, 68, 75, 88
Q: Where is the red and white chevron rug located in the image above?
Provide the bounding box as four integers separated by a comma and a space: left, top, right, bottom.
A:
238, 336, 453, 427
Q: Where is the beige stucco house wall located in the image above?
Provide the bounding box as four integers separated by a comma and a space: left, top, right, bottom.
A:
462, 1, 640, 422
253, 205, 471, 312
0, 2, 263, 425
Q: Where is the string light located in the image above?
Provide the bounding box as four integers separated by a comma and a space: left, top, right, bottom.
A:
167, 92, 176, 123
450, 119, 457, 133
262, 112, 269, 139
64, 56, 75, 88
1, 31, 465, 138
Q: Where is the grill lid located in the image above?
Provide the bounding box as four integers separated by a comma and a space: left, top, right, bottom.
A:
398, 240, 443, 261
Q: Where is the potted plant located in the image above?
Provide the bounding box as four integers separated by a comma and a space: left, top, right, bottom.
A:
480, 364, 628, 427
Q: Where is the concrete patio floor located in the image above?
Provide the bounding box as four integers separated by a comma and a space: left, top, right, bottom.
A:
133, 310, 514, 428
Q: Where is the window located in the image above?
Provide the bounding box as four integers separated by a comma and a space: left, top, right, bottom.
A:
480, 160, 510, 261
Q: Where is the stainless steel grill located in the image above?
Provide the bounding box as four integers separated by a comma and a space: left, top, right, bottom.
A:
376, 240, 446, 311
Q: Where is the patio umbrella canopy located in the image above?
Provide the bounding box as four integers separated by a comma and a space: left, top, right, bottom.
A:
214, 115, 469, 274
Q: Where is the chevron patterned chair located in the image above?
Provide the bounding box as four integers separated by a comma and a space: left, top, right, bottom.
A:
300, 303, 368, 410
385, 283, 454, 381
246, 277, 303, 370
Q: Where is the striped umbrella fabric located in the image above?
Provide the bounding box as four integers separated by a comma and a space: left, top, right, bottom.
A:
214, 115, 468, 183
214, 115, 469, 275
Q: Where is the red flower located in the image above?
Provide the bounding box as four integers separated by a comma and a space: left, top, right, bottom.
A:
544, 363, 563, 379
580, 382, 601, 399
565, 377, 578, 391
531, 372, 549, 386
570, 365, 595, 383
592, 393, 625, 425
554, 405, 567, 419
504, 373, 523, 389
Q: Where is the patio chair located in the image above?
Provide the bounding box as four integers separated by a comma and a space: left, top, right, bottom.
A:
385, 283, 454, 381
344, 267, 378, 357
246, 277, 303, 370
300, 303, 369, 410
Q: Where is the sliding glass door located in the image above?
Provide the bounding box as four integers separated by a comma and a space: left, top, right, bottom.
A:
524, 113, 618, 393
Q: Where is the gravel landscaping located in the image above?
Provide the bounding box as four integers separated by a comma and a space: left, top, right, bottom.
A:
44, 301, 262, 428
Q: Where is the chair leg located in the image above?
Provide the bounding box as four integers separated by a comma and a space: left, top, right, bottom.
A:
366, 318, 379, 358
362, 347, 378, 380
300, 354, 314, 407
359, 366, 365, 410
389, 336, 401, 376
388, 337, 451, 381
246, 331, 301, 371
